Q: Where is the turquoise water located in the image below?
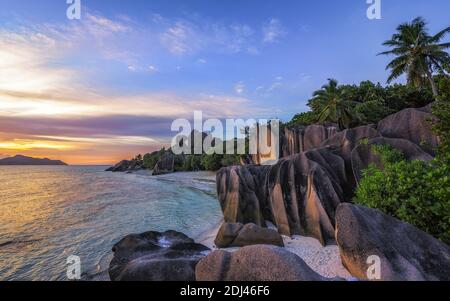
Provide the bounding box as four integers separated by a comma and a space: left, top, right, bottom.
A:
0, 166, 222, 281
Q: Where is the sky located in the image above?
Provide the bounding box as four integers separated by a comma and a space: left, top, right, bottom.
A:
0, 0, 449, 164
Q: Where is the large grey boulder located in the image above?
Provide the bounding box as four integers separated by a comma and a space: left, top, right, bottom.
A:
109, 230, 209, 281
351, 137, 433, 183
266, 148, 346, 245
216, 165, 271, 227
214, 223, 284, 248
282, 125, 339, 157
377, 107, 439, 155
335, 203, 450, 281
106, 160, 142, 172
217, 147, 348, 246
152, 153, 175, 175
320, 125, 381, 162
196, 245, 330, 281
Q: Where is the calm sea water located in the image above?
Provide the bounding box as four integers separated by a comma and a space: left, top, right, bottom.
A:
0, 166, 222, 281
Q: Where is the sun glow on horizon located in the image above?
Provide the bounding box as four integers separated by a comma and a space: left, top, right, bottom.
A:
0, 140, 74, 151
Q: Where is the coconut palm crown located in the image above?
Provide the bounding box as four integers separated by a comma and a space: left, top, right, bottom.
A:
310, 79, 356, 130
379, 17, 450, 97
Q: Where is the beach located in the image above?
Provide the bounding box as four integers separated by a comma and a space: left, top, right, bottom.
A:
196, 221, 352, 279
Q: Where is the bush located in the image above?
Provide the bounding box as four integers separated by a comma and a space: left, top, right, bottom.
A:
183, 155, 204, 171
143, 149, 166, 169
173, 155, 185, 171
288, 111, 319, 127
201, 154, 223, 171
431, 76, 450, 164
354, 99, 394, 124
354, 145, 450, 244
221, 154, 240, 167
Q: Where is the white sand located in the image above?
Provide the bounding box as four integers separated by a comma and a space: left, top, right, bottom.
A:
196, 221, 352, 279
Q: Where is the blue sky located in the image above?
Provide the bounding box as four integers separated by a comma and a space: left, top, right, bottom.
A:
0, 0, 449, 164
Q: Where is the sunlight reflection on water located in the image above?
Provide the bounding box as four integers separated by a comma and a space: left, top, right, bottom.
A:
0, 166, 221, 280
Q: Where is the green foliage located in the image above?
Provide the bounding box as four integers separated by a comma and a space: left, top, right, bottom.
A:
142, 139, 243, 172
340, 81, 433, 122
288, 111, 319, 127
354, 99, 392, 124
201, 153, 223, 171
354, 145, 450, 244
431, 76, 450, 164
221, 154, 241, 167
183, 155, 204, 171
173, 155, 185, 172
142, 148, 166, 169
310, 79, 357, 129
289, 80, 434, 127
383, 84, 434, 111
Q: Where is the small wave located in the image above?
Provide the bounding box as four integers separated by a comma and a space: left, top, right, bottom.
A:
0, 238, 42, 248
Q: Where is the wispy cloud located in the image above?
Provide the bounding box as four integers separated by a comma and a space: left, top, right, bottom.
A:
234, 81, 246, 95
160, 21, 200, 55
262, 18, 287, 43
0, 10, 282, 164
155, 15, 269, 56
85, 13, 131, 34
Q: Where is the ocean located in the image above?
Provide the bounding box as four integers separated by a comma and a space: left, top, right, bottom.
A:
0, 166, 222, 281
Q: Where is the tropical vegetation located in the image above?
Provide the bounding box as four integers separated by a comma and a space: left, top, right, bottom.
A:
354, 74, 450, 244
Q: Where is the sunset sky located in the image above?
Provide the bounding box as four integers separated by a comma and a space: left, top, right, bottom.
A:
0, 0, 448, 164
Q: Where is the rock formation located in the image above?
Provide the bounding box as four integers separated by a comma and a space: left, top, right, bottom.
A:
217, 165, 271, 227
152, 153, 175, 175
281, 124, 339, 157
335, 203, 450, 281
351, 137, 433, 183
214, 223, 284, 248
105, 159, 143, 172
196, 245, 337, 281
377, 106, 439, 155
109, 230, 209, 281
217, 106, 440, 246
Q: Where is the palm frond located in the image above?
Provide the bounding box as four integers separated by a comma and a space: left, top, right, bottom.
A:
387, 64, 407, 83
386, 55, 409, 70
430, 26, 450, 43
437, 42, 450, 49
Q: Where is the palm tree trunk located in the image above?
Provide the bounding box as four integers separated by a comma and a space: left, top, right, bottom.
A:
425, 69, 439, 97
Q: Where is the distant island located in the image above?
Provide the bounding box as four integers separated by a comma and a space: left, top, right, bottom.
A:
0, 155, 68, 166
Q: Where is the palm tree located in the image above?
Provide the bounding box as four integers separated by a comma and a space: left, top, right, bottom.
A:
311, 79, 356, 130
379, 17, 450, 97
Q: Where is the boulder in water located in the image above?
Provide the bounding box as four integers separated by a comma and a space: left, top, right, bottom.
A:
106, 160, 133, 172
